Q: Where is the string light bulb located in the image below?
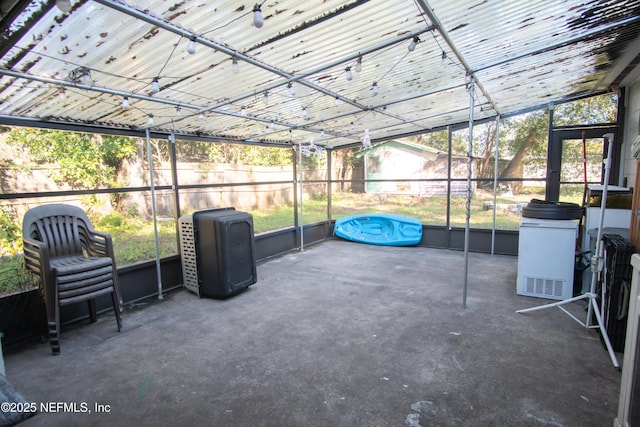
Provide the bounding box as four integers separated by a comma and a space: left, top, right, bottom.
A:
122, 96, 129, 109
288, 83, 296, 96
232, 58, 239, 74
371, 82, 379, 96
345, 66, 353, 81
302, 106, 308, 118
350, 122, 355, 131
408, 36, 420, 52
56, 0, 72, 13
263, 91, 269, 105
199, 112, 205, 120
241, 106, 247, 116
355, 55, 362, 73
253, 4, 264, 28
334, 96, 340, 106
151, 77, 160, 94
147, 115, 154, 126
187, 37, 196, 55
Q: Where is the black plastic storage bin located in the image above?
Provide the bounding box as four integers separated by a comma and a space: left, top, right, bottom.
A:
192, 208, 257, 298
601, 234, 636, 353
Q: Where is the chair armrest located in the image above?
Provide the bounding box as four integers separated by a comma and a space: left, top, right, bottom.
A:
85, 229, 116, 259
22, 236, 51, 278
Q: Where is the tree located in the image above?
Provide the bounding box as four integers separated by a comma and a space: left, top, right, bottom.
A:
411, 129, 466, 153
497, 110, 549, 192
197, 141, 292, 166
6, 128, 137, 209
497, 94, 617, 193
553, 93, 618, 126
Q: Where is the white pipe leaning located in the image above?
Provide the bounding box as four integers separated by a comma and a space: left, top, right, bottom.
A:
298, 145, 305, 252
491, 116, 501, 255
463, 77, 476, 308
145, 129, 164, 300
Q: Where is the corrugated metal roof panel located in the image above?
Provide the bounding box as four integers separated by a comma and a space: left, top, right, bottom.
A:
0, 0, 638, 148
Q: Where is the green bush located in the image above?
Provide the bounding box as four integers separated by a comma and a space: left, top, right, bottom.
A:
0, 206, 21, 257
0, 255, 38, 296
99, 213, 125, 229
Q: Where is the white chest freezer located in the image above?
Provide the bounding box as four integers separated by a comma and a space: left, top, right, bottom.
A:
517, 217, 578, 300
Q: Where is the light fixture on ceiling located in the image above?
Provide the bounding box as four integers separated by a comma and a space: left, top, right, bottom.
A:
187, 37, 196, 55
122, 96, 129, 109
361, 129, 372, 149
320, 129, 325, 136
147, 115, 154, 126
345, 66, 353, 81
355, 55, 362, 73
334, 96, 340, 106
176, 106, 182, 116
253, 4, 264, 28
371, 82, 379, 96
350, 122, 355, 131
302, 106, 308, 118
269, 120, 275, 128
465, 73, 474, 92
288, 83, 296, 96
263, 91, 269, 105
301, 141, 325, 158
80, 73, 93, 87
199, 112, 205, 120
56, 0, 72, 13
151, 77, 160, 94
301, 143, 311, 157
441, 51, 447, 62
68, 66, 93, 87
67, 67, 93, 87
408, 36, 420, 52
241, 106, 247, 116
232, 58, 240, 74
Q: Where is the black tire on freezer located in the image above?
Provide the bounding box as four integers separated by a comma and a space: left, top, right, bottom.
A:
521, 199, 584, 220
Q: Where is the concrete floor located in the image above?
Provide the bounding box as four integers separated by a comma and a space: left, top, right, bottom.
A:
3, 240, 623, 426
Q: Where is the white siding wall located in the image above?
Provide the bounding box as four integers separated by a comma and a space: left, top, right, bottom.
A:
622, 78, 640, 187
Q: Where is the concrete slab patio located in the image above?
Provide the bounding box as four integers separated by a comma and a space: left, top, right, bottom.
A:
3, 240, 623, 426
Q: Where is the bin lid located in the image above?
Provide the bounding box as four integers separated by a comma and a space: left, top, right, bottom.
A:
519, 217, 579, 230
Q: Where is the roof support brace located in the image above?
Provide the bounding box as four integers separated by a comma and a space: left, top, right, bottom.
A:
414, 0, 500, 116
94, 0, 435, 133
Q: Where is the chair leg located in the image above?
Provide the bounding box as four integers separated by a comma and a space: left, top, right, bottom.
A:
112, 265, 124, 312
111, 291, 122, 332
45, 274, 61, 355
48, 321, 60, 355
45, 300, 60, 355
88, 299, 97, 323
37, 288, 48, 343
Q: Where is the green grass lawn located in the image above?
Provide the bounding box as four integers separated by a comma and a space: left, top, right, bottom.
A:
0, 189, 553, 295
